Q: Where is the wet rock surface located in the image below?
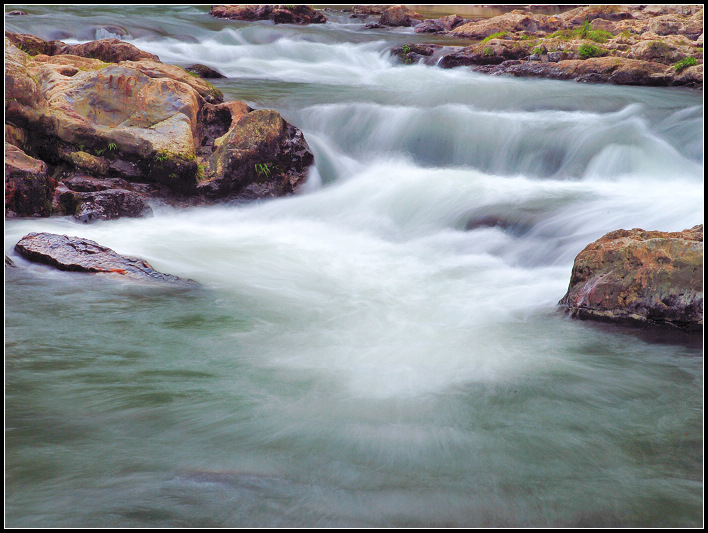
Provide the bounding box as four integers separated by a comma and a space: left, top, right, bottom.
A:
559, 225, 703, 332
185, 63, 226, 79
14, 232, 198, 285
209, 5, 326, 24
5, 32, 315, 220
392, 5, 703, 89
5, 143, 56, 217
415, 14, 472, 34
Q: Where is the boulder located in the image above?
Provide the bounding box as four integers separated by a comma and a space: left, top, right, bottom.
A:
646, 14, 704, 40
559, 225, 703, 331
14, 232, 198, 285
378, 5, 422, 27
271, 5, 327, 24
185, 63, 226, 79
348, 5, 388, 17
641, 5, 703, 17
449, 11, 562, 39
673, 63, 703, 87
5, 33, 315, 218
209, 5, 326, 24
558, 5, 634, 27
199, 108, 313, 200
9, 51, 204, 193
209, 5, 275, 21
5, 32, 159, 63
622, 36, 698, 65
52, 176, 153, 223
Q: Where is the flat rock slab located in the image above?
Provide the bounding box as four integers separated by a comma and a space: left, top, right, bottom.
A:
14, 232, 198, 285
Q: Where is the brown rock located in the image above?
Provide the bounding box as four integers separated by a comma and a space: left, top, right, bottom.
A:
5, 143, 56, 217
5, 33, 315, 216
53, 38, 160, 63
348, 5, 388, 17
415, 14, 471, 34
673, 63, 703, 87
4, 32, 159, 63
622, 37, 697, 65
209, 5, 326, 24
271, 5, 326, 24
14, 232, 198, 285
450, 11, 562, 39
52, 176, 153, 223
378, 5, 422, 27
558, 5, 634, 27
200, 108, 313, 200
559, 225, 703, 331
641, 5, 703, 17
209, 5, 273, 21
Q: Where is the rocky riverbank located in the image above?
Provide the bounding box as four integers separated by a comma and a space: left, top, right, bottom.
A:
5, 31, 314, 223
387, 4, 703, 88
5, 6, 703, 334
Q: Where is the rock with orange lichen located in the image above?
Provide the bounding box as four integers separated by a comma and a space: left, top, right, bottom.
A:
559, 225, 703, 331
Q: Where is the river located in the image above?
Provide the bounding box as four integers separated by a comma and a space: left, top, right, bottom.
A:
4, 5, 703, 527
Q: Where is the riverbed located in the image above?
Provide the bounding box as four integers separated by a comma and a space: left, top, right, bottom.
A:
4, 5, 703, 527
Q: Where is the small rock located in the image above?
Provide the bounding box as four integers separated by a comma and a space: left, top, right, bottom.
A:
185, 63, 226, 79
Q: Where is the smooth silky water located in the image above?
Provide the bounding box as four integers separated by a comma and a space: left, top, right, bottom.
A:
5, 6, 703, 527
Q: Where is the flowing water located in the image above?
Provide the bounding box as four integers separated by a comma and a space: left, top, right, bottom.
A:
4, 5, 704, 527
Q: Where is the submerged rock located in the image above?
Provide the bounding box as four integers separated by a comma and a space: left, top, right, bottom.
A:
14, 232, 198, 285
559, 225, 703, 331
